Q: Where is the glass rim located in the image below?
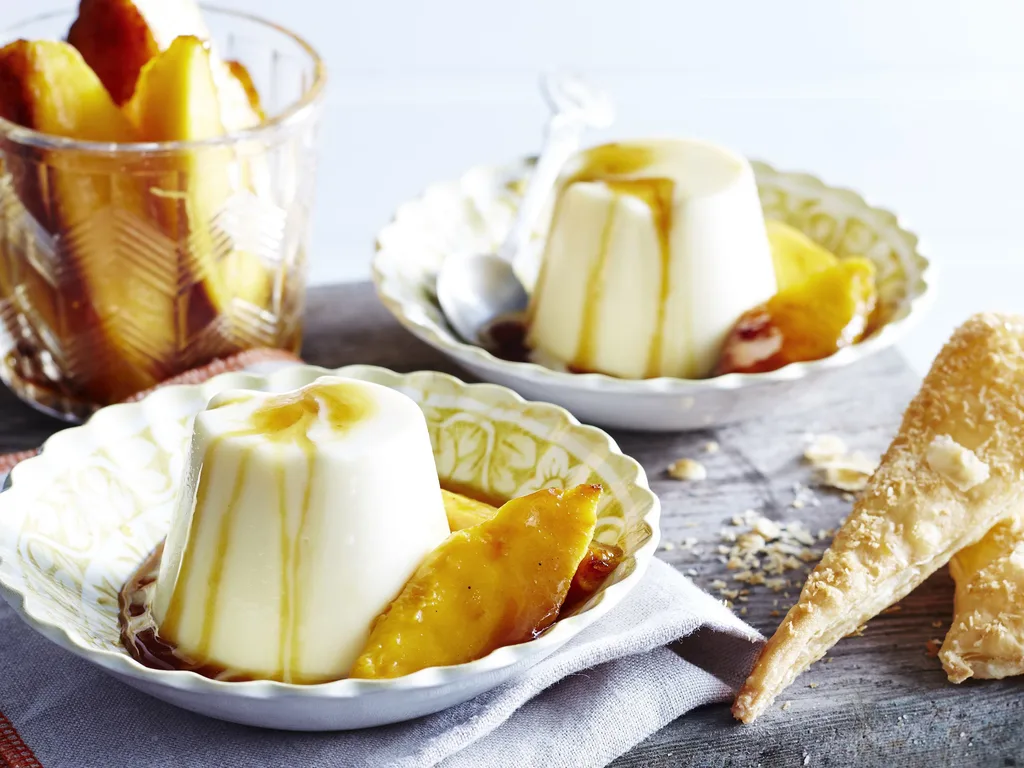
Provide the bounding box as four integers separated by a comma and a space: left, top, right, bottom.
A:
0, 4, 327, 154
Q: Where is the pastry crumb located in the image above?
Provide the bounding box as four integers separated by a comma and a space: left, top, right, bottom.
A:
931, 620, 943, 628
808, 682, 819, 689
846, 624, 867, 638
753, 517, 781, 540
668, 458, 707, 481
703, 440, 720, 454
804, 435, 878, 492
804, 434, 847, 464
781, 701, 792, 711
926, 434, 990, 491
822, 453, 877, 492
882, 605, 902, 615
791, 482, 820, 508
925, 639, 942, 657
659, 541, 676, 552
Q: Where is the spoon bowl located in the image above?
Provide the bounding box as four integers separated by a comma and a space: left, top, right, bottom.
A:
435, 252, 529, 345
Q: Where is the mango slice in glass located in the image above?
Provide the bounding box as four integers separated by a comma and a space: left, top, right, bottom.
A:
765, 219, 839, 291
67, 0, 163, 105
125, 36, 273, 335
0, 39, 175, 400
68, 0, 262, 132
717, 257, 877, 375
351, 484, 601, 679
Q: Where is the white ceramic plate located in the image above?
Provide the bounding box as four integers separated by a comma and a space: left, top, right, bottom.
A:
373, 158, 933, 431
0, 365, 659, 730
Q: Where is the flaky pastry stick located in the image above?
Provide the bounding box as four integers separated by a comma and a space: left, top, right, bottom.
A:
733, 313, 1024, 723
940, 513, 1024, 682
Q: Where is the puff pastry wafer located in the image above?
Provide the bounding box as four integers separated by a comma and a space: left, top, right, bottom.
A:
733, 313, 1024, 723
940, 513, 1024, 682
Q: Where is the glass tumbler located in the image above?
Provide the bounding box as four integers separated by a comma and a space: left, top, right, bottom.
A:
0, 8, 326, 421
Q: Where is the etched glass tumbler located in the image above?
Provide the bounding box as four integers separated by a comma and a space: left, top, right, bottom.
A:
0, 8, 325, 420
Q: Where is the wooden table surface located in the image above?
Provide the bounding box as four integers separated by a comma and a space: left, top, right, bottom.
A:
2, 283, 1021, 768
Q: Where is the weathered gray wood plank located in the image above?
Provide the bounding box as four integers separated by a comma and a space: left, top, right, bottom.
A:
2, 282, 1021, 767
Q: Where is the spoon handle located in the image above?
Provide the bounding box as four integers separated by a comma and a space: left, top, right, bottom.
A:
496, 113, 586, 271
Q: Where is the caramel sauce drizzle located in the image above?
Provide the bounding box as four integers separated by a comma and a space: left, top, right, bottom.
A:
156, 381, 374, 681
574, 197, 618, 372
558, 144, 678, 377
602, 178, 676, 378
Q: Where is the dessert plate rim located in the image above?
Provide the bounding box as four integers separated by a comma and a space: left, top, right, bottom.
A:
0, 364, 660, 700
372, 156, 934, 396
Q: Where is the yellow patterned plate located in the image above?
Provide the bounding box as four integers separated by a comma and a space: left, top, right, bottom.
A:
0, 365, 659, 730
373, 158, 933, 431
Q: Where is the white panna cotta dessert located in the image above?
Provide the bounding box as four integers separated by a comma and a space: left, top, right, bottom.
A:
527, 139, 777, 380
151, 376, 450, 683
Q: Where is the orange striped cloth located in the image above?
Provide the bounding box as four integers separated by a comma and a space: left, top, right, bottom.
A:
0, 348, 302, 477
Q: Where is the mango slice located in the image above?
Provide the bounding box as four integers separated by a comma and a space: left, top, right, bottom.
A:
441, 488, 499, 530
226, 60, 265, 122
67, 0, 262, 132
766, 219, 838, 292
717, 257, 877, 375
351, 485, 601, 678
0, 39, 169, 400
125, 35, 223, 142
70, 0, 272, 328
125, 36, 273, 341
67, 0, 160, 105
442, 487, 624, 611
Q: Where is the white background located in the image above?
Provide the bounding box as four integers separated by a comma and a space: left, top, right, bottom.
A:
5, 0, 1024, 374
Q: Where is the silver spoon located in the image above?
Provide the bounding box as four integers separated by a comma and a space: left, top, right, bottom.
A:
436, 73, 615, 345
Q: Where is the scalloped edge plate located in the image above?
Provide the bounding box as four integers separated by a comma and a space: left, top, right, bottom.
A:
0, 365, 659, 730
373, 157, 933, 430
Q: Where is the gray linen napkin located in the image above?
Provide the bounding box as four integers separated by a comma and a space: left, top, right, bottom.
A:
0, 558, 762, 768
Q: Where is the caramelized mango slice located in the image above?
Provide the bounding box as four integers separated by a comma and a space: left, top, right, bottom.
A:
717, 257, 877, 375
0, 39, 169, 400
226, 60, 265, 122
441, 488, 497, 530
766, 219, 838, 291
67, 0, 161, 105
67, 0, 262, 131
71, 1, 271, 324
351, 485, 601, 678
442, 487, 624, 610
0, 40, 138, 142
126, 36, 272, 333
125, 35, 223, 141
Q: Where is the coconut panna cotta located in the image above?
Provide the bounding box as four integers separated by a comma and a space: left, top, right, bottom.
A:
527, 139, 779, 380
148, 377, 450, 683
